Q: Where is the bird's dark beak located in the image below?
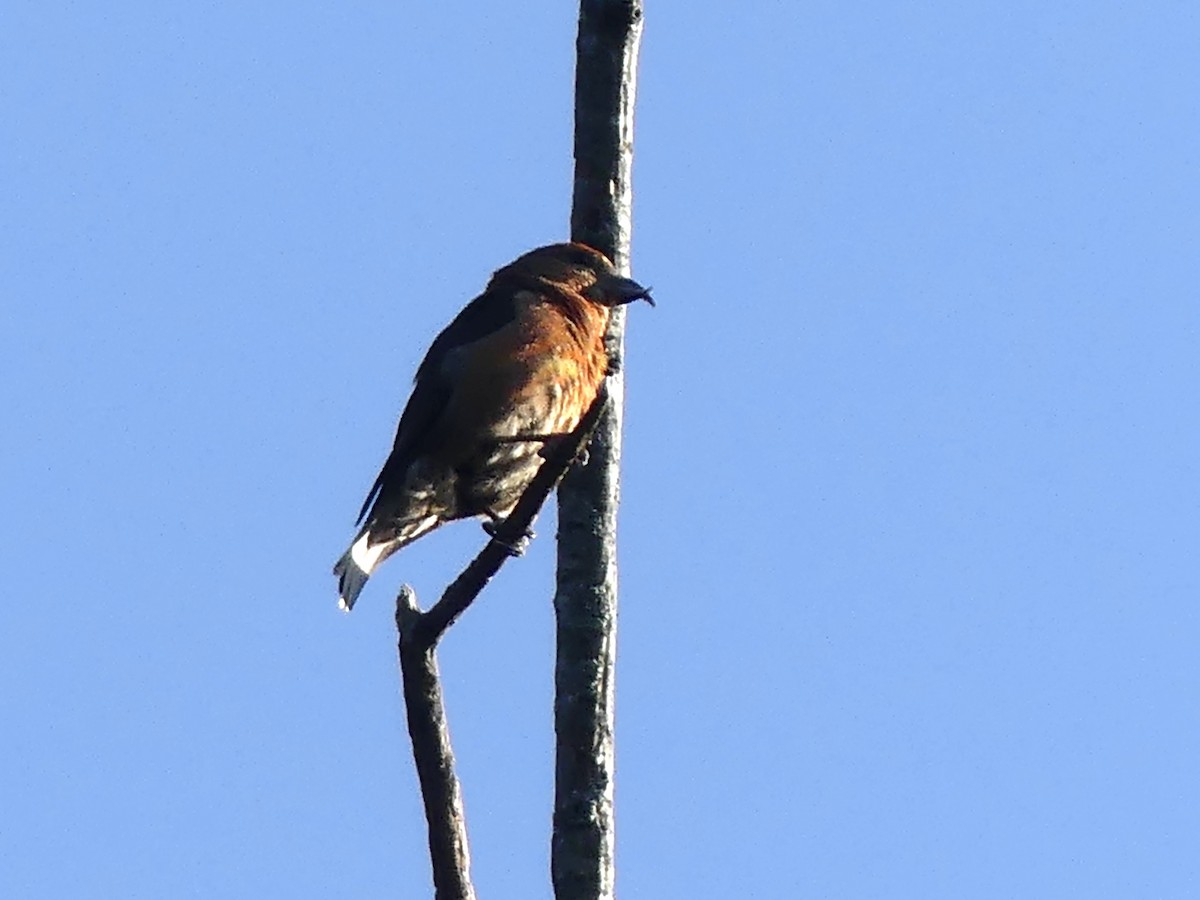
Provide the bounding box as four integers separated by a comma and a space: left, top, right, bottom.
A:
588, 274, 655, 307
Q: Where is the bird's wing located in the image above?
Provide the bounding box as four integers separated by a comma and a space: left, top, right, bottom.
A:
354, 288, 518, 525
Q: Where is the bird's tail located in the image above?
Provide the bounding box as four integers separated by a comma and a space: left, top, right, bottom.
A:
333, 516, 440, 611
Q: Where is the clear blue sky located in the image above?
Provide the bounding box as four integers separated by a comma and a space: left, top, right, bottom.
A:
3, 2, 1197, 897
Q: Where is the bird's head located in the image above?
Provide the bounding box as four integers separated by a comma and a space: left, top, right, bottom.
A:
500, 242, 654, 308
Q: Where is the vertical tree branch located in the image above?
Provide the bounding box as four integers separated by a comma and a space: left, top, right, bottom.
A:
555, 2, 644, 898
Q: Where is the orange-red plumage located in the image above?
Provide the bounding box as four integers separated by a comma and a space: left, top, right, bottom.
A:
333, 242, 652, 610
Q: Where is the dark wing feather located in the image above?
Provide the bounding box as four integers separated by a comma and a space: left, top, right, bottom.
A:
354, 288, 517, 525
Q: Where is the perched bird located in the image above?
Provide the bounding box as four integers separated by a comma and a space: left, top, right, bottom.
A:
333, 242, 653, 611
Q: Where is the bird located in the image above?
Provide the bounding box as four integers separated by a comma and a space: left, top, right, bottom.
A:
333, 242, 653, 611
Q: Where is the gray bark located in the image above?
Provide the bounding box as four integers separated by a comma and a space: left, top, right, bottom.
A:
554, 2, 645, 898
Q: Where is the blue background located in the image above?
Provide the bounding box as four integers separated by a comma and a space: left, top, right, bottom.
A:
3, 1, 1197, 897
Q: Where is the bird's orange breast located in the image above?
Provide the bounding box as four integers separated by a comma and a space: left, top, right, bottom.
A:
430, 293, 610, 467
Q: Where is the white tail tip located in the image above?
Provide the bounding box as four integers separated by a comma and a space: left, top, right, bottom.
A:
334, 532, 384, 612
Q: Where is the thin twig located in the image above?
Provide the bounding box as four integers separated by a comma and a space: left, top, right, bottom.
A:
395, 388, 611, 900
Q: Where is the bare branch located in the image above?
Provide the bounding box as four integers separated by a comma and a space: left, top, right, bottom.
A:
556, 1, 644, 898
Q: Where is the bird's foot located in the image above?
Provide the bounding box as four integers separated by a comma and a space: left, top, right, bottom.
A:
482, 513, 535, 557
527, 433, 590, 465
